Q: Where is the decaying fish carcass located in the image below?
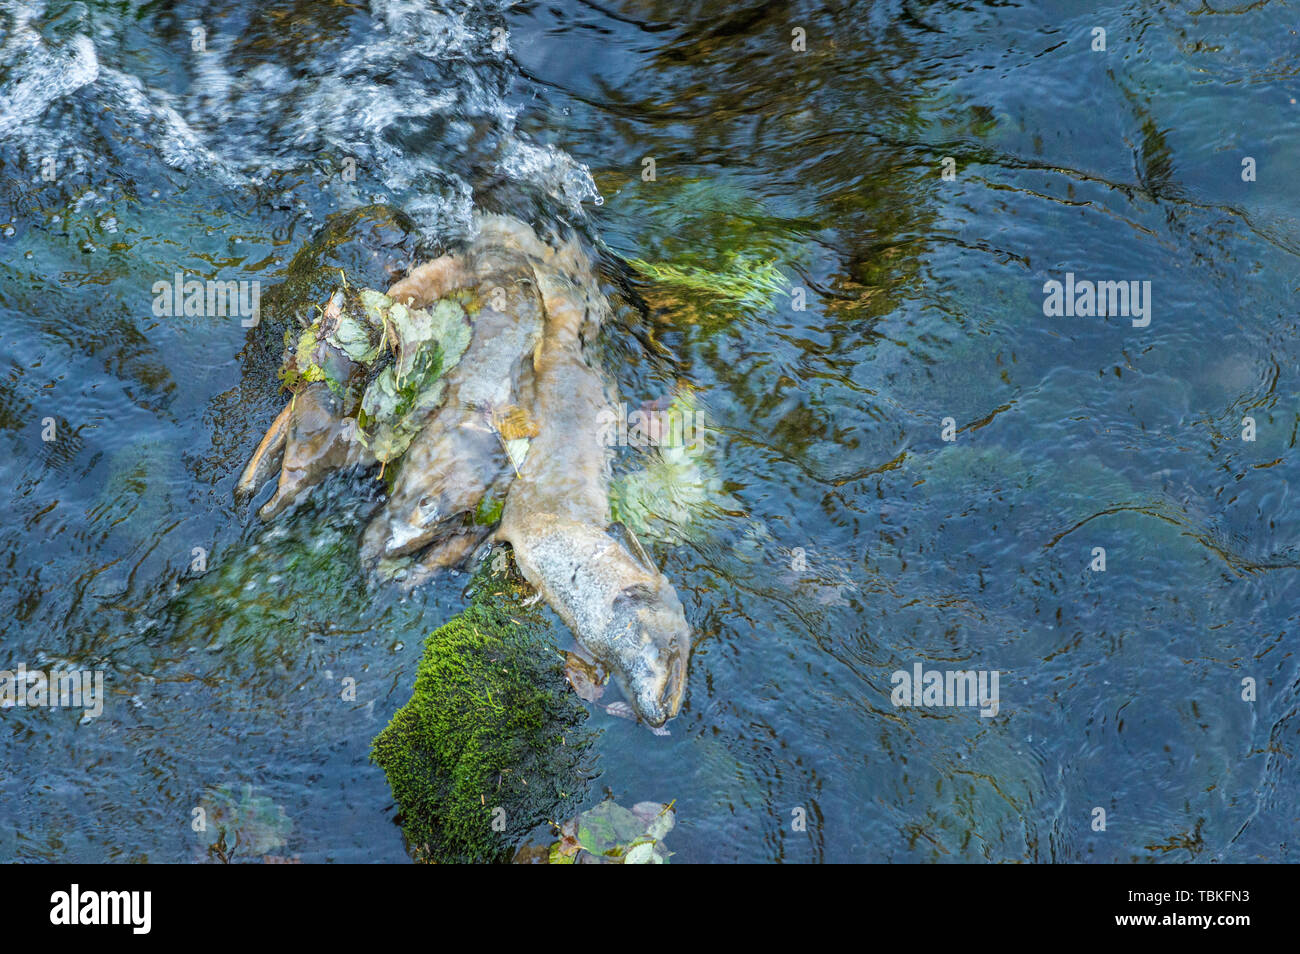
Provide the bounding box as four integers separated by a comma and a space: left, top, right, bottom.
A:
236, 215, 691, 728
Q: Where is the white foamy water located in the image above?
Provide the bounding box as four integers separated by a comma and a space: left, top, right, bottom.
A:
0, 13, 99, 140
0, 0, 600, 239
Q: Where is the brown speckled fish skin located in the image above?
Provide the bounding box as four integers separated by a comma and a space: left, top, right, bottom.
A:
359, 218, 545, 566
495, 235, 691, 728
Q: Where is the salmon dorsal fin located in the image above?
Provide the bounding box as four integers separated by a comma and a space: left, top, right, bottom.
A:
609, 521, 655, 573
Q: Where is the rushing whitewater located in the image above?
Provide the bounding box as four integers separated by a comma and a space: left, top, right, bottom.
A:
0, 0, 599, 241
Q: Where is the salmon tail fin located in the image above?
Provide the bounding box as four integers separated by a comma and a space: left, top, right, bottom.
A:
234, 401, 292, 505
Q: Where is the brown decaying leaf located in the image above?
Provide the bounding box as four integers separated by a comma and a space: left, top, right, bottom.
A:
554, 817, 582, 858
564, 651, 606, 703
496, 404, 539, 440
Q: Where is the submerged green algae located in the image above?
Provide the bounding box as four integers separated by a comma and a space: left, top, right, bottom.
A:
608, 390, 738, 546
611, 444, 730, 546
626, 254, 789, 309
160, 498, 365, 662
612, 178, 812, 332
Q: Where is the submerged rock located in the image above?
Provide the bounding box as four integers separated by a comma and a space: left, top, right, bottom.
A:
370, 559, 592, 864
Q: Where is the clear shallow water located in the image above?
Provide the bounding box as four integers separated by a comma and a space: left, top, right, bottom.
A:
1, 0, 1297, 862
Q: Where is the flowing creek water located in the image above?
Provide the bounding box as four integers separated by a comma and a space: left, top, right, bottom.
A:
1, 0, 1297, 862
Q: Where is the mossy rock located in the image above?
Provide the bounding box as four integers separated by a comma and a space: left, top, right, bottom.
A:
371, 561, 593, 863
263, 204, 422, 325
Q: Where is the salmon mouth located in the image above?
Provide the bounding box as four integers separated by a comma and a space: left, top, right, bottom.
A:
381, 517, 434, 559
358, 506, 437, 569
627, 631, 689, 728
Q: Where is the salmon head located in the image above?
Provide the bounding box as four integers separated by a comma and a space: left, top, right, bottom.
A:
602, 575, 691, 728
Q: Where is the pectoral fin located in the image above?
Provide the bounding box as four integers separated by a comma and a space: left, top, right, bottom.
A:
396, 526, 492, 590
609, 521, 656, 573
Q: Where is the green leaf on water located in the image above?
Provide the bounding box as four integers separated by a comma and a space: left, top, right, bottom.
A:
427, 298, 471, 367
359, 350, 448, 464
326, 310, 377, 363
358, 289, 394, 329
551, 799, 676, 863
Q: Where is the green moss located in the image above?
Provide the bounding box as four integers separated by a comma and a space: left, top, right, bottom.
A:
371, 561, 592, 863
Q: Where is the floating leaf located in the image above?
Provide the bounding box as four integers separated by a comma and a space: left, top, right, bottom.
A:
195, 784, 292, 860
548, 842, 577, 864
603, 701, 636, 721
427, 298, 471, 368
278, 292, 366, 396
575, 801, 647, 856
277, 284, 471, 469
496, 405, 539, 441
326, 310, 378, 363
564, 651, 606, 703
358, 348, 447, 464
639, 802, 676, 841
624, 840, 661, 864
545, 799, 676, 864
358, 289, 394, 329
386, 302, 434, 381
292, 326, 319, 375
504, 437, 530, 473
360, 366, 403, 421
